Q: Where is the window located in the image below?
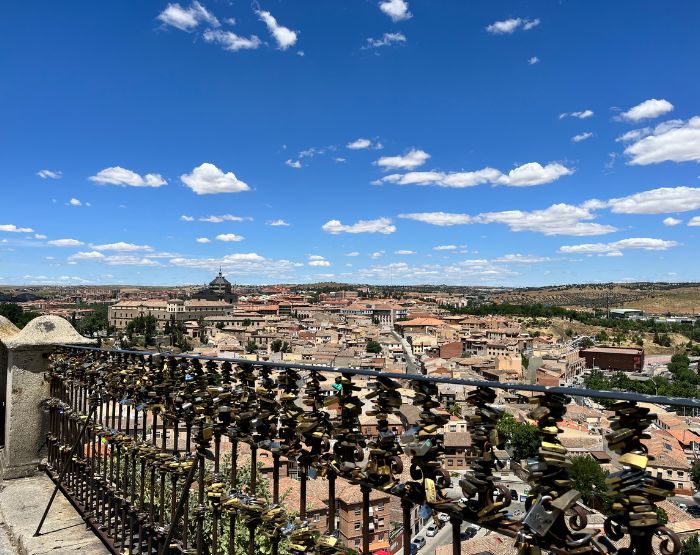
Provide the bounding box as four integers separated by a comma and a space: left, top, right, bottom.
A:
667, 469, 673, 476
378, 518, 384, 527
678, 471, 684, 477
355, 507, 361, 515
376, 502, 384, 512
447, 459, 454, 466
354, 523, 361, 531
354, 540, 360, 547
679, 483, 683, 489
449, 425, 457, 432
314, 514, 320, 522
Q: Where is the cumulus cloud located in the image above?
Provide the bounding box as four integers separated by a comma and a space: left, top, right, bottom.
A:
528, 56, 539, 65
364, 32, 406, 49
48, 239, 84, 247
624, 117, 700, 165
379, 0, 411, 21
308, 255, 331, 267
689, 216, 700, 227
196, 237, 211, 243
395, 250, 415, 255
256, 10, 298, 50
620, 99, 674, 122
559, 237, 678, 254
285, 159, 302, 169
181, 215, 195, 222
203, 29, 261, 52
604, 187, 700, 214
0, 224, 34, 233
663, 217, 682, 226
572, 132, 593, 143
486, 18, 540, 34
198, 214, 251, 223
181, 163, 250, 194
375, 149, 430, 170
377, 162, 571, 188
89, 166, 167, 187
347, 138, 382, 150
69, 198, 82, 206
216, 233, 244, 242
157, 1, 219, 31
37, 169, 62, 179
322, 218, 396, 234
399, 212, 473, 226
434, 245, 458, 251
559, 110, 594, 119
345, 252, 360, 257
267, 219, 290, 226
478, 204, 617, 236
92, 242, 153, 251
493, 254, 551, 263
169, 252, 297, 278
68, 251, 106, 261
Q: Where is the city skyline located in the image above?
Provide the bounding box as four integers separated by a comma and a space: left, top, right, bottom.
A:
2, 1, 700, 286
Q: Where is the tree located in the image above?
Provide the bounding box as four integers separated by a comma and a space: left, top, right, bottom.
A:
245, 340, 258, 354
691, 461, 700, 491
216, 322, 225, 330
569, 455, 611, 512
565, 328, 574, 337
497, 413, 540, 462
682, 534, 700, 555
578, 337, 594, 348
366, 340, 382, 354
242, 318, 252, 327
76, 304, 110, 337
0, 302, 40, 328
447, 403, 462, 417
271, 339, 284, 353
595, 330, 609, 343
125, 315, 158, 346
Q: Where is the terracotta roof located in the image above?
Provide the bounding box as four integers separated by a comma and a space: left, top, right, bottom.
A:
395, 317, 446, 327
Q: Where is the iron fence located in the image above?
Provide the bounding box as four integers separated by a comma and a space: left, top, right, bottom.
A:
40, 345, 700, 555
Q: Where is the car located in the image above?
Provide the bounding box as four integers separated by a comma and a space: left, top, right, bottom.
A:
460, 526, 478, 540
426, 523, 439, 537
686, 505, 700, 517
438, 512, 450, 523
509, 489, 519, 500
411, 536, 426, 550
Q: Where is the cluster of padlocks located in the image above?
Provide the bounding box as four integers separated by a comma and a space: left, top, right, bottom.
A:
43, 348, 682, 555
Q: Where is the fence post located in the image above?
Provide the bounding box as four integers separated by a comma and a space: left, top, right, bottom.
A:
0, 315, 95, 480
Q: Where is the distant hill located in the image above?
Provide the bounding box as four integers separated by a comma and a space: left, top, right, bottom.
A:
0, 293, 44, 303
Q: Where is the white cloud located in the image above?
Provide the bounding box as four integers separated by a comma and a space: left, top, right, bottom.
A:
92, 242, 153, 252
34, 234, 47, 239
267, 219, 290, 226
89, 166, 167, 187
196, 237, 211, 243
308, 255, 331, 267
479, 204, 617, 236
216, 233, 244, 242
395, 250, 415, 255
375, 149, 430, 170
69, 198, 82, 206
572, 132, 593, 143
48, 239, 84, 247
202, 30, 261, 52
369, 251, 384, 259
68, 251, 106, 261
689, 216, 700, 227
620, 99, 674, 122
322, 218, 396, 234
378, 162, 571, 188
157, 1, 219, 31
434, 245, 458, 251
624, 117, 700, 165
0, 224, 34, 233
102, 255, 162, 266
169, 253, 297, 278
256, 10, 298, 50
379, 0, 412, 22
486, 18, 540, 34
605, 187, 700, 214
345, 252, 360, 257
399, 212, 473, 226
334, 157, 346, 163
181, 215, 195, 221
199, 214, 251, 223
559, 237, 678, 254
37, 169, 62, 179
560, 110, 594, 120
496, 162, 573, 186
285, 159, 302, 169
347, 138, 371, 150
493, 254, 551, 263
364, 32, 407, 49
181, 163, 250, 194
663, 217, 682, 226
616, 128, 651, 143
528, 56, 539, 65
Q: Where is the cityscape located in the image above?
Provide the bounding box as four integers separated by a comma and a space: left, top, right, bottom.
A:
2, 2, 700, 555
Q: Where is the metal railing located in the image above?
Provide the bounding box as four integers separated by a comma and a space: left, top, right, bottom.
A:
41, 345, 700, 555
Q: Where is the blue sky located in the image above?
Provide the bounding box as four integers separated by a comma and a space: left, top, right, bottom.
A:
2, 1, 700, 287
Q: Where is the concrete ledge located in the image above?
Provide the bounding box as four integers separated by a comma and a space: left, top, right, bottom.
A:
3, 315, 96, 351
0, 474, 109, 555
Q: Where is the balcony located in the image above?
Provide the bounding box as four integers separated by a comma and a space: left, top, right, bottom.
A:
0, 315, 697, 555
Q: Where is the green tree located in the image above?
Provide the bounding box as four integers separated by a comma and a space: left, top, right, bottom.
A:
0, 302, 40, 328
447, 403, 462, 417
216, 322, 225, 330
125, 315, 158, 346
595, 330, 609, 343
682, 534, 700, 555
690, 461, 700, 490
245, 340, 258, 354
578, 337, 594, 348
570, 455, 611, 512
76, 304, 110, 337
497, 413, 540, 462
565, 327, 574, 337
271, 339, 284, 353
366, 340, 382, 354
242, 318, 252, 327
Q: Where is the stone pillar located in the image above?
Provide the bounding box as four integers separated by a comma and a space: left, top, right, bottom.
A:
0, 316, 95, 480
